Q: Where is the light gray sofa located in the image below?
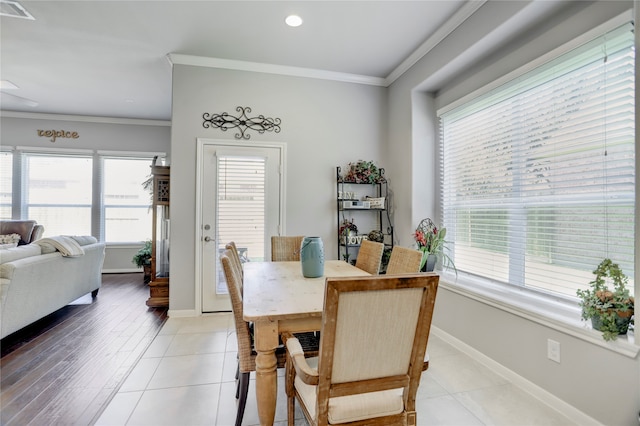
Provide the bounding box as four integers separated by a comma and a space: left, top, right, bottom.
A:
0, 235, 105, 339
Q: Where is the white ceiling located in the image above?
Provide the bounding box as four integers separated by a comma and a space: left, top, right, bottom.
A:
0, 0, 478, 121
0, 1, 580, 122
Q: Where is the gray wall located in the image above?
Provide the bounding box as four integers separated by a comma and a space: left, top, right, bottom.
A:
169, 66, 387, 311
1, 115, 170, 153
387, 1, 639, 425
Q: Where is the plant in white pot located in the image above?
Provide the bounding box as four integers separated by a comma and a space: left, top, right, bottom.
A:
576, 258, 634, 341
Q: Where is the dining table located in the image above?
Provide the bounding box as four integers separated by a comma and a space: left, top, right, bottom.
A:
243, 259, 370, 426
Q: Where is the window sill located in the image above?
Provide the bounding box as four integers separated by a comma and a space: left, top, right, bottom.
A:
439, 272, 638, 359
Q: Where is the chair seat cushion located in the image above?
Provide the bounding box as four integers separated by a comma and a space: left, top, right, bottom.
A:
295, 375, 404, 424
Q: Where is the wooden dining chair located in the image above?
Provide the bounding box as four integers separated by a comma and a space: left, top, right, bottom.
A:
354, 239, 384, 274
385, 246, 424, 275
225, 241, 244, 282
271, 235, 305, 261
220, 250, 264, 426
385, 245, 433, 372
283, 273, 439, 426
220, 250, 319, 426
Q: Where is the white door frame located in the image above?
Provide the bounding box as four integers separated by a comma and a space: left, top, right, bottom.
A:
194, 137, 287, 314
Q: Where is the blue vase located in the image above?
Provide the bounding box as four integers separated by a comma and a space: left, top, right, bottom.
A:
300, 237, 324, 278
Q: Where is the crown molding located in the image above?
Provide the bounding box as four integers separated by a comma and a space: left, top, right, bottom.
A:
385, 0, 487, 85
0, 110, 171, 126
169, 1, 486, 88
167, 54, 387, 87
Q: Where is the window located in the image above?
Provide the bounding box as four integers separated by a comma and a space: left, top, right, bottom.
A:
439, 22, 635, 299
103, 157, 153, 242
2, 149, 161, 243
0, 151, 12, 219
25, 153, 93, 236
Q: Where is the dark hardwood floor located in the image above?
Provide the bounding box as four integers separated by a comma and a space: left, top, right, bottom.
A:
1, 273, 168, 426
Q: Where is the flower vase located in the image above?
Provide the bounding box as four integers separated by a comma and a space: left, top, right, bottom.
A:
300, 237, 324, 278
421, 254, 437, 272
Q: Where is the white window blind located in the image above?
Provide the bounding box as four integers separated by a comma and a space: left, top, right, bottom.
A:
217, 155, 266, 261
439, 22, 635, 298
103, 157, 154, 243
25, 153, 93, 236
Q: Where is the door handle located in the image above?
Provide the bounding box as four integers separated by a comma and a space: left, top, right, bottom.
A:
204, 236, 212, 242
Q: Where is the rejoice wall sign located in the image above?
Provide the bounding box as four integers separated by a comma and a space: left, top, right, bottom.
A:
37, 129, 80, 143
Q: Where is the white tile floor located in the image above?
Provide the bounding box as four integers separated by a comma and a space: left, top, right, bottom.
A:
96, 314, 577, 426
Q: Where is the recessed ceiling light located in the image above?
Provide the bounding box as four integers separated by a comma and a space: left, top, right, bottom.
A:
285, 15, 303, 27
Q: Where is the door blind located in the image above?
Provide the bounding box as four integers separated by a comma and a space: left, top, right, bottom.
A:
217, 155, 266, 262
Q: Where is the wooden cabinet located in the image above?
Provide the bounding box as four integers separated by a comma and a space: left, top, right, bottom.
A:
147, 159, 170, 308
336, 166, 393, 271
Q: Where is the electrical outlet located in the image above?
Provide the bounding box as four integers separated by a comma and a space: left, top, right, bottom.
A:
547, 339, 561, 363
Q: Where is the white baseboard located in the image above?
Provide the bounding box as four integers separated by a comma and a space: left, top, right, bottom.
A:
431, 326, 602, 426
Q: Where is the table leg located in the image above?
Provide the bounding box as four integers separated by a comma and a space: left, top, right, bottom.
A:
254, 320, 279, 426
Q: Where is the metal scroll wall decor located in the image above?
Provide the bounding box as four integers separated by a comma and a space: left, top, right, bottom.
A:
202, 106, 281, 140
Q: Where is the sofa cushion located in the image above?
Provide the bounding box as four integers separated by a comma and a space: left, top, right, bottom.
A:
0, 234, 22, 245
0, 220, 37, 245
0, 244, 42, 264
0, 242, 18, 250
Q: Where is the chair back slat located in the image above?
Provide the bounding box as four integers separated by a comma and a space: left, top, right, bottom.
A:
225, 241, 244, 292
271, 236, 305, 261
225, 241, 243, 271
220, 250, 254, 372
354, 240, 384, 274
385, 246, 423, 275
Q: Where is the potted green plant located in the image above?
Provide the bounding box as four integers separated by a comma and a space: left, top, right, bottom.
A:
132, 240, 152, 282
576, 258, 634, 341
413, 218, 456, 273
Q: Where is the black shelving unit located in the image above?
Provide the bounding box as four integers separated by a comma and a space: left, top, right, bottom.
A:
336, 166, 394, 269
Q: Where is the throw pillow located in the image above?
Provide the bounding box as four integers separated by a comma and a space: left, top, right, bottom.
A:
0, 234, 22, 245
0, 242, 18, 250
